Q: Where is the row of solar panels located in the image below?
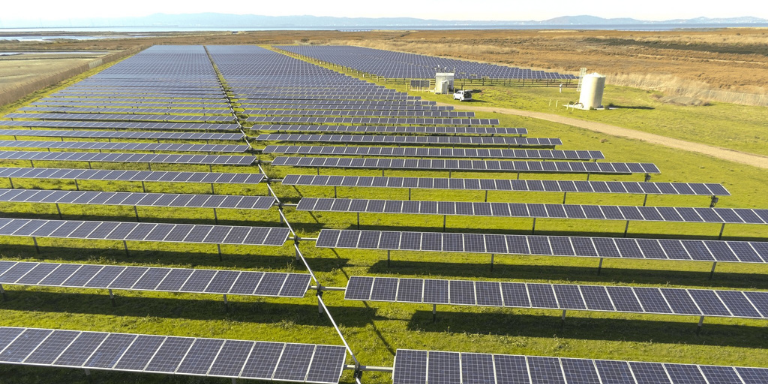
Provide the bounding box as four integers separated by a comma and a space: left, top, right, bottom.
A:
0, 327, 346, 384
251, 125, 527, 135
0, 140, 249, 153
0, 120, 239, 131
243, 104, 453, 111
20, 107, 232, 115
0, 151, 255, 165
38, 98, 230, 105
345, 276, 768, 319
316, 229, 768, 264
33, 102, 231, 109
0, 218, 289, 246
263, 146, 604, 160
0, 167, 265, 185
51, 92, 226, 99
244, 110, 475, 117
296, 198, 768, 225
0, 189, 276, 210
255, 134, 560, 146
0, 129, 244, 141
0, 262, 309, 298
392, 349, 766, 384
282, 174, 729, 196
240, 100, 436, 106
272, 157, 659, 174
246, 117, 499, 125
5, 113, 234, 123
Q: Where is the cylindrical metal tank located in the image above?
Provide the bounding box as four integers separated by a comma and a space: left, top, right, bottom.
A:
578, 73, 606, 109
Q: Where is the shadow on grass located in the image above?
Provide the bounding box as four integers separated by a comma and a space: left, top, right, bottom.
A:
406, 309, 768, 348
610, 105, 655, 110
368, 260, 768, 290
0, 289, 373, 327
0, 244, 349, 272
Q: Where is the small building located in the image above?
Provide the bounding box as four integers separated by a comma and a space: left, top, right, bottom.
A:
435, 73, 455, 94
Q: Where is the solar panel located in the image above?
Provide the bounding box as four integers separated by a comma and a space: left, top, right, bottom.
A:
0, 120, 239, 131
296, 198, 762, 225
0, 140, 248, 153
247, 117, 498, 126
0, 219, 288, 247
272, 157, 659, 174
0, 151, 255, 165
282, 175, 729, 196
0, 167, 265, 185
0, 326, 345, 383
0, 189, 275, 211
252, 125, 527, 136
264, 146, 602, 160
5, 112, 233, 123
393, 349, 762, 384
318, 229, 766, 264
0, 129, 243, 141
255, 134, 560, 147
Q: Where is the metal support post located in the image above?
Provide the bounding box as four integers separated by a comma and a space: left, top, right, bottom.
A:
382, 169, 385, 177
209, 164, 213, 172
218, 244, 223, 261
644, 173, 651, 182
624, 221, 630, 237
432, 304, 437, 322
710, 196, 719, 208
56, 203, 63, 219
490, 254, 494, 271
334, 186, 337, 198
316, 167, 320, 175
109, 289, 115, 306
709, 262, 717, 280
134, 206, 140, 222
597, 258, 604, 275
0, 284, 5, 301
387, 250, 391, 267
484, 190, 488, 202
697, 316, 704, 334
33, 237, 40, 253
443, 215, 446, 232
562, 310, 567, 321
223, 294, 228, 312
296, 247, 301, 261
586, 173, 590, 181
318, 292, 324, 315
30, 160, 34, 168
642, 194, 648, 206
408, 188, 411, 200
211, 183, 215, 194
123, 241, 129, 257
531, 218, 536, 234
148, 163, 152, 171
75, 179, 80, 191
448, 170, 452, 178
8, 178, 13, 189
718, 223, 725, 240
213, 208, 219, 224
563, 192, 567, 204
357, 212, 360, 229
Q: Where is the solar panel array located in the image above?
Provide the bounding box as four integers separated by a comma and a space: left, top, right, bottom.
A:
277, 45, 577, 80
392, 349, 768, 384
0, 140, 248, 153
0, 167, 265, 185
251, 125, 527, 135
0, 262, 310, 298
1, 43, 765, 384
0, 218, 289, 246
0, 189, 276, 210
255, 134, 561, 147
298, 198, 768, 224
0, 129, 244, 141
0, 151, 255, 165
264, 146, 603, 160
0, 327, 346, 383
273, 156, 659, 174
316, 229, 768, 264
345, 276, 768, 319
282, 174, 729, 196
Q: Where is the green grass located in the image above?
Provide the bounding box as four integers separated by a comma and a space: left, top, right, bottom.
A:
1, 51, 768, 384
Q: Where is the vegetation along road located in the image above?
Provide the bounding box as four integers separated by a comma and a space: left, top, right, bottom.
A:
441, 102, 768, 170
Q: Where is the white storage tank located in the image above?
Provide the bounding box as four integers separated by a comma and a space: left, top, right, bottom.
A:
435, 73, 454, 94
578, 73, 606, 109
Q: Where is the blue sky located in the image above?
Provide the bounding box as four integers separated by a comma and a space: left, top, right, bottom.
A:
1, 0, 763, 22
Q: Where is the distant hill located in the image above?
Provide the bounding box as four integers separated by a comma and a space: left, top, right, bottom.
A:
2, 13, 767, 29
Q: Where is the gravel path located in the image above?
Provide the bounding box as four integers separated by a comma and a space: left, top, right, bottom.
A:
444, 103, 768, 170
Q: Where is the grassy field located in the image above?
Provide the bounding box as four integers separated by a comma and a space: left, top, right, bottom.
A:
1, 49, 768, 384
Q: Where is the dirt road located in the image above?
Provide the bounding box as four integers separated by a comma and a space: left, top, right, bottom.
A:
443, 103, 768, 170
